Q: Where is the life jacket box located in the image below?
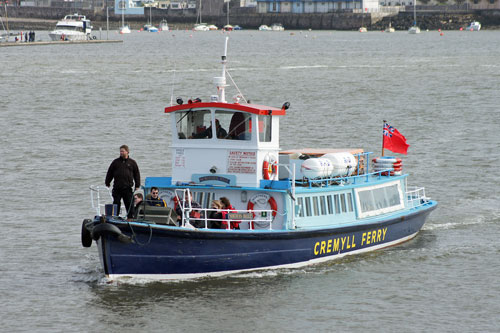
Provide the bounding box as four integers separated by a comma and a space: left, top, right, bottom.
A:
141, 206, 178, 226
104, 204, 118, 216
278, 154, 305, 180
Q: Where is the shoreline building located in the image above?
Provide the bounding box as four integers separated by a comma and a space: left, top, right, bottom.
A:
256, 0, 380, 13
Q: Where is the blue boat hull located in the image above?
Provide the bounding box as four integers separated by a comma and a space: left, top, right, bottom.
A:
95, 202, 437, 279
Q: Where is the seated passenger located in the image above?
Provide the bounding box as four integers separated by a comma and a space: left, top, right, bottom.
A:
193, 119, 227, 139
220, 197, 240, 230
146, 187, 167, 207
174, 196, 203, 227
208, 200, 223, 229
227, 112, 249, 140
133, 193, 144, 219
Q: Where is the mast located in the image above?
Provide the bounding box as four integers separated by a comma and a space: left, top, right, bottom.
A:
382, 120, 386, 157
198, 0, 202, 24
226, 0, 229, 26
413, 1, 417, 26
214, 37, 229, 103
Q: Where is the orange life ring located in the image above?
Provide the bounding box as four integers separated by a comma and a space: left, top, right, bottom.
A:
263, 154, 278, 180
247, 195, 277, 230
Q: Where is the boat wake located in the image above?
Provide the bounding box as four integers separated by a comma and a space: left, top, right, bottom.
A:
422, 213, 498, 231
279, 65, 328, 70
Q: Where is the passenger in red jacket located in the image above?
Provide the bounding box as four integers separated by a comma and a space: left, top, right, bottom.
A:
220, 197, 240, 230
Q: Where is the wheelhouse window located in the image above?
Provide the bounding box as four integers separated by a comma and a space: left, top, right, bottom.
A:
355, 181, 404, 218
218, 110, 251, 140
258, 115, 272, 142
176, 110, 212, 139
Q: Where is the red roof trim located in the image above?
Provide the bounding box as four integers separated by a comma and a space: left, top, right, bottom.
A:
164, 102, 286, 116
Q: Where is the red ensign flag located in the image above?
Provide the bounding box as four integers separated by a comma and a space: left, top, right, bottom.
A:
383, 123, 409, 155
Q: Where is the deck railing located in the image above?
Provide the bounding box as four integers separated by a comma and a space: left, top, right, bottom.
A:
405, 186, 429, 209
292, 152, 405, 188
90, 185, 115, 216
179, 206, 275, 230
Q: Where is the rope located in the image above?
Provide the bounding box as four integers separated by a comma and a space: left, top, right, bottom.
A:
225, 70, 247, 103
127, 221, 153, 246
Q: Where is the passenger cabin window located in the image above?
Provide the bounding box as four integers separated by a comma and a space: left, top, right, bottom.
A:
217, 110, 251, 140
176, 110, 212, 139
297, 193, 354, 219
355, 181, 404, 218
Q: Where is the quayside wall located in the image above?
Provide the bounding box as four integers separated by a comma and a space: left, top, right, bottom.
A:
2, 6, 500, 30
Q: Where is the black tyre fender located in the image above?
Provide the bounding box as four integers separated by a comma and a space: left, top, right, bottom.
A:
91, 223, 133, 244
81, 219, 93, 248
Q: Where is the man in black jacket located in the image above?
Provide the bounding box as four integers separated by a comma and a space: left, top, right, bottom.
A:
105, 145, 141, 218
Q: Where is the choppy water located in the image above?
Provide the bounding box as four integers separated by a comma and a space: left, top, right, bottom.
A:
1, 29, 499, 332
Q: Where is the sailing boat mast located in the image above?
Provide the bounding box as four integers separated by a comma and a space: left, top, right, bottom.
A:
3, 3, 9, 32
226, 0, 229, 26
198, 0, 202, 24
413, 0, 417, 26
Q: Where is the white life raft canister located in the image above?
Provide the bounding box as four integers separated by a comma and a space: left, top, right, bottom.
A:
300, 158, 334, 179
322, 152, 357, 177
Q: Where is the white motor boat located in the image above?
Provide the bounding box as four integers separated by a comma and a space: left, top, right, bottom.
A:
120, 25, 131, 34
208, 24, 218, 31
49, 13, 93, 41
271, 23, 285, 31
467, 21, 481, 31
194, 23, 209, 31
359, 27, 367, 33
258, 25, 272, 31
159, 19, 169, 31
408, 26, 421, 34
385, 22, 395, 33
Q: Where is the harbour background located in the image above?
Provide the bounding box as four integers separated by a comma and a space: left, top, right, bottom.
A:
3, 6, 500, 31
1, 30, 499, 331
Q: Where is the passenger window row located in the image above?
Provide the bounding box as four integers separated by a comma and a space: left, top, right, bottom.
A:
297, 193, 353, 218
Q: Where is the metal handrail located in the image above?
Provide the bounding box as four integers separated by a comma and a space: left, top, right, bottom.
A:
183, 207, 275, 230
405, 186, 429, 209
89, 185, 126, 217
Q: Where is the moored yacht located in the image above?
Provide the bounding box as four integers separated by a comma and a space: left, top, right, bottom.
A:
271, 23, 285, 31
49, 13, 92, 41
159, 19, 169, 31
467, 21, 481, 31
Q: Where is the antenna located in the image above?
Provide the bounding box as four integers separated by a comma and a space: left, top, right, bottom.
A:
169, 62, 177, 106
214, 37, 229, 103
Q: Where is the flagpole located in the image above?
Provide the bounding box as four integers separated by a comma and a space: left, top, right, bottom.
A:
382, 120, 386, 157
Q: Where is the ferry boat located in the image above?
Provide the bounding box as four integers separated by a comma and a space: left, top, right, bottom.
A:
49, 13, 93, 41
81, 38, 437, 281
193, 23, 209, 31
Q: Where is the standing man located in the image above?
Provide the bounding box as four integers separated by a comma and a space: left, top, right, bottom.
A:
105, 145, 141, 218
